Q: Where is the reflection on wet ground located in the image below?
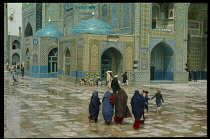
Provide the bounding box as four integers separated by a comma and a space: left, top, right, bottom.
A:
4, 70, 207, 138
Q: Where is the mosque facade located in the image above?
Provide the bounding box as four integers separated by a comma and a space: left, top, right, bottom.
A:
4, 3, 207, 85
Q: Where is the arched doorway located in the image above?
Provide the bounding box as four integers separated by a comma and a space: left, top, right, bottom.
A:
12, 53, 20, 66
48, 48, 58, 73
12, 40, 20, 49
150, 41, 174, 81
101, 47, 123, 81
64, 48, 70, 76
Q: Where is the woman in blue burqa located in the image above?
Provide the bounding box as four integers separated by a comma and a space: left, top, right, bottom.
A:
102, 91, 115, 125
130, 90, 146, 129
88, 91, 101, 123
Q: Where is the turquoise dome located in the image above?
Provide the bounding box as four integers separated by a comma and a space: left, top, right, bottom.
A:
34, 25, 63, 37
71, 18, 115, 35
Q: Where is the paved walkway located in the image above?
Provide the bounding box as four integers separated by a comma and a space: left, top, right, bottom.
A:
4, 69, 207, 138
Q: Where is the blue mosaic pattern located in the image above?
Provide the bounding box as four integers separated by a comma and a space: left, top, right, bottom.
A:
32, 65, 39, 73
34, 25, 64, 38
31, 73, 39, 78
39, 74, 48, 78
48, 73, 57, 78
40, 66, 48, 73
71, 18, 115, 35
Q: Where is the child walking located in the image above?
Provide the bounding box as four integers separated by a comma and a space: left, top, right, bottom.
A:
144, 91, 150, 113
151, 89, 164, 113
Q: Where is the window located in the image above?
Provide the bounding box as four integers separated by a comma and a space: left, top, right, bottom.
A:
48, 48, 58, 73
64, 48, 70, 76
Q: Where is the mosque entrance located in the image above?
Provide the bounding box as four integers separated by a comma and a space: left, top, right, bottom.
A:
12, 53, 20, 66
100, 47, 123, 81
150, 41, 174, 81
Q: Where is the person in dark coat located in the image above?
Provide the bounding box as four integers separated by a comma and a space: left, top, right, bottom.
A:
189, 70, 192, 81
122, 71, 128, 85
130, 90, 146, 129
114, 88, 132, 125
111, 75, 121, 95
102, 91, 115, 125
193, 70, 197, 82
88, 91, 101, 123
21, 64, 24, 77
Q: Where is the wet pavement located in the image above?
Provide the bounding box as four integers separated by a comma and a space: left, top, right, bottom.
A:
4, 68, 207, 138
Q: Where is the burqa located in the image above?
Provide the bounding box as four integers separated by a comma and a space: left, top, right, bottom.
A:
130, 90, 146, 129
88, 91, 101, 122
102, 91, 115, 125
114, 88, 132, 124
111, 77, 120, 94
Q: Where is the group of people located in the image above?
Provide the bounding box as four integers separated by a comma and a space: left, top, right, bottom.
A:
88, 88, 164, 129
107, 71, 128, 88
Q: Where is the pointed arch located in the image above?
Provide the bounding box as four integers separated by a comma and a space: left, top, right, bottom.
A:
48, 48, 58, 73
25, 22, 33, 37
150, 41, 174, 80
101, 47, 123, 80
64, 47, 71, 76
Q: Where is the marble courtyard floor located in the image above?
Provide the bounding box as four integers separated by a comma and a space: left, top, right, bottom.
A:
4, 70, 207, 138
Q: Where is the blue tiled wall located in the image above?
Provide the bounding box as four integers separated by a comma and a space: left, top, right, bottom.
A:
40, 66, 48, 73
155, 71, 163, 80
163, 72, 173, 80
164, 58, 172, 71
71, 70, 76, 77
32, 65, 39, 73
78, 71, 84, 79
39, 74, 48, 78
48, 73, 57, 78
31, 73, 39, 78
202, 71, 207, 79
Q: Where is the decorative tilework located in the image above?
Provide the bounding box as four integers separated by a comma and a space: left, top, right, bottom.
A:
33, 39, 38, 45
125, 44, 133, 71
174, 72, 188, 83
100, 41, 124, 56
176, 54, 183, 71
31, 65, 39, 73
32, 53, 38, 65
134, 3, 140, 61
140, 53, 149, 70
90, 42, 99, 71
134, 72, 150, 84
140, 3, 150, 47
48, 73, 57, 78
40, 66, 48, 73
